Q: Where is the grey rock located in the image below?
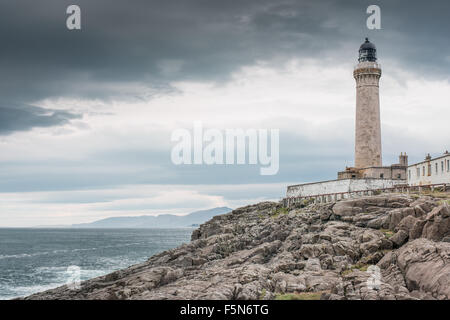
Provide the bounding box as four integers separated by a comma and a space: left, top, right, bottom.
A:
390, 230, 409, 248
396, 215, 417, 233
422, 205, 450, 241
23, 194, 450, 300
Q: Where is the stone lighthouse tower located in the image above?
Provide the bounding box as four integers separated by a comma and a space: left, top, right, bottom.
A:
285, 38, 408, 204
354, 38, 382, 168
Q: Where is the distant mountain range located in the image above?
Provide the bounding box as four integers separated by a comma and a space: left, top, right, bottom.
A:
69, 207, 233, 228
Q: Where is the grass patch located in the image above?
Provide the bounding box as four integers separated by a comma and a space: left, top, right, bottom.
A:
341, 263, 370, 276
341, 269, 353, 276
271, 207, 289, 218
259, 289, 267, 300
380, 229, 394, 239
297, 198, 315, 208
356, 264, 369, 272
275, 292, 325, 300
411, 190, 450, 199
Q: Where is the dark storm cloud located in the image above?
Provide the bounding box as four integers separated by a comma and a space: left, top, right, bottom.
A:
0, 103, 81, 134
1, 0, 449, 134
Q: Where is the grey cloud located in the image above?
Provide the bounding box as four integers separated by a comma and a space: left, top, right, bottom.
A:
0, 103, 81, 134
1, 0, 449, 106
0, 0, 449, 190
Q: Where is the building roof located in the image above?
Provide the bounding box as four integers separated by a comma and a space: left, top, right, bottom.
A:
360, 38, 376, 50
408, 153, 450, 167
358, 38, 377, 62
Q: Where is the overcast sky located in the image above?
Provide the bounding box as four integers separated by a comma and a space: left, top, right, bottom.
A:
0, 0, 449, 226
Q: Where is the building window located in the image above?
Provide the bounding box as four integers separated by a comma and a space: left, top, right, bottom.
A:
423, 166, 425, 176
397, 173, 401, 179
436, 163, 438, 174
427, 164, 431, 176
408, 170, 411, 180
442, 161, 444, 173
417, 168, 420, 177
380, 173, 384, 178
448, 160, 449, 172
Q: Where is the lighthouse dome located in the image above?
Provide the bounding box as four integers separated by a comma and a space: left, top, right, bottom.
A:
358, 38, 377, 62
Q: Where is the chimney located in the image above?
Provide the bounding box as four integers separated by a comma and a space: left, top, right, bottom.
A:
399, 152, 408, 166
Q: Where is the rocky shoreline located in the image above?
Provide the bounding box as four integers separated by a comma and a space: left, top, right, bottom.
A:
24, 193, 450, 300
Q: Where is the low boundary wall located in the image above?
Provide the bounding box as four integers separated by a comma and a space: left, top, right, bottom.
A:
283, 181, 448, 207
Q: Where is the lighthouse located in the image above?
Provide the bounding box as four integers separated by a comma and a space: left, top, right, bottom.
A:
285, 37, 408, 204
336, 38, 407, 181
354, 38, 382, 168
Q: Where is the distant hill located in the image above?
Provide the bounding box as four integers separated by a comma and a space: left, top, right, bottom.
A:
70, 207, 233, 228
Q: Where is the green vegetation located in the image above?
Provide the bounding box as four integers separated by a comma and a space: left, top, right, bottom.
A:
259, 289, 267, 300
354, 263, 369, 272
298, 198, 315, 208
380, 229, 394, 239
341, 263, 370, 276
341, 269, 353, 276
410, 190, 450, 199
275, 291, 325, 300
271, 207, 289, 218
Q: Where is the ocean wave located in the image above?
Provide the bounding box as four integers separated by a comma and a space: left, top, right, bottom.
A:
0, 267, 116, 300
0, 252, 50, 260
0, 242, 147, 260
0, 229, 191, 300
0, 282, 65, 300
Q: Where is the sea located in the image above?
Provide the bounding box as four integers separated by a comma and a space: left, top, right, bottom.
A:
0, 228, 193, 300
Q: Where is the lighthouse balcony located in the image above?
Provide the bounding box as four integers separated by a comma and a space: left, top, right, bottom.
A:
354, 62, 381, 70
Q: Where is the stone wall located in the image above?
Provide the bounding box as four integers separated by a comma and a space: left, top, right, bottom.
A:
359, 166, 406, 180
338, 165, 406, 180
286, 178, 406, 198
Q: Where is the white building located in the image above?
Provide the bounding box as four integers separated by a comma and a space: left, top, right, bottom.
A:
407, 152, 450, 186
